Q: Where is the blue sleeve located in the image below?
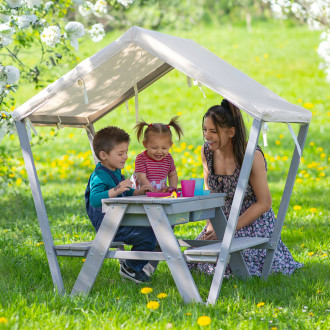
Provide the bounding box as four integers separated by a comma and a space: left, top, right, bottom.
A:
126, 188, 135, 196
90, 171, 116, 208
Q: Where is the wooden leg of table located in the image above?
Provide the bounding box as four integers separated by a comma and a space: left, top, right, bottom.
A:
71, 204, 127, 295
144, 205, 203, 304
143, 246, 161, 277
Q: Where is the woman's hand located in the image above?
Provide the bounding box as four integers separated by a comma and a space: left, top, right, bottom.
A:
200, 220, 218, 240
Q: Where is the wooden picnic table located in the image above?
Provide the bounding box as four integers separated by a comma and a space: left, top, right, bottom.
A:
68, 192, 258, 303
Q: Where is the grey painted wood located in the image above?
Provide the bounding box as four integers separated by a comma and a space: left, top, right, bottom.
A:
178, 239, 221, 247
209, 207, 228, 241
16, 120, 65, 294
184, 237, 269, 256
228, 252, 251, 279
71, 204, 127, 295
144, 205, 203, 303
54, 241, 125, 250
207, 119, 262, 305
261, 123, 309, 279
85, 123, 98, 165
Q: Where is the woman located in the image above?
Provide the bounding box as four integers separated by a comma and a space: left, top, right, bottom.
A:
190, 99, 303, 276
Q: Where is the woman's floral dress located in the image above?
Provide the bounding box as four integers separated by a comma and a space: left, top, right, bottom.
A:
189, 143, 303, 276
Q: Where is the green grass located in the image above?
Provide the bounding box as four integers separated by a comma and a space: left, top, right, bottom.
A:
0, 21, 329, 329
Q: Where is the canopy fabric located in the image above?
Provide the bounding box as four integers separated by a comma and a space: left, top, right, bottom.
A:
12, 26, 312, 126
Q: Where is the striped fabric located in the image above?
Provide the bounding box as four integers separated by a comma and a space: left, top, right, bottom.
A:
135, 150, 176, 182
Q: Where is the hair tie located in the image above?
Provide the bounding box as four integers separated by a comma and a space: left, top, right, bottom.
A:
166, 125, 170, 129
148, 123, 153, 127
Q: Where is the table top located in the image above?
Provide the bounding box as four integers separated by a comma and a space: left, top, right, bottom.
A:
102, 193, 226, 205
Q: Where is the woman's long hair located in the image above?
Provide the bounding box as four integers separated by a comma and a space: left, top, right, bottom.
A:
203, 99, 247, 168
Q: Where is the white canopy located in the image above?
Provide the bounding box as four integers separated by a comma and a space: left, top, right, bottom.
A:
12, 26, 312, 126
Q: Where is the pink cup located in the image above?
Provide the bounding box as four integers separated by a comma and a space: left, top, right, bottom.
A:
181, 180, 195, 197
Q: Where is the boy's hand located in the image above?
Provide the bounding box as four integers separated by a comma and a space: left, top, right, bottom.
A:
113, 178, 132, 195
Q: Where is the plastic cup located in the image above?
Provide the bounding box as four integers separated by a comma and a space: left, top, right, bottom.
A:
190, 178, 204, 195
181, 180, 195, 197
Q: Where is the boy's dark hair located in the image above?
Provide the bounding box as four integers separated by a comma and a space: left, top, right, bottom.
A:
93, 126, 130, 160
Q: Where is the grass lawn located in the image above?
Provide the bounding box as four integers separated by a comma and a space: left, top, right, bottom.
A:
0, 21, 329, 329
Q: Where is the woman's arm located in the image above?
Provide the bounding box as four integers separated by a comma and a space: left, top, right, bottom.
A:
236, 150, 272, 230
168, 169, 178, 188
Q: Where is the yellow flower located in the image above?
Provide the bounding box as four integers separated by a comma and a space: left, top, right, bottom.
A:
197, 316, 211, 326
188, 145, 193, 150
257, 302, 265, 308
141, 287, 153, 294
82, 259, 86, 262
293, 205, 301, 210
68, 133, 74, 138
275, 140, 281, 145
16, 178, 22, 186
318, 147, 323, 152
36, 242, 44, 246
279, 134, 284, 139
307, 252, 314, 256
321, 253, 327, 257
320, 153, 326, 158
157, 292, 168, 299
177, 112, 182, 116
255, 56, 260, 61
296, 178, 303, 183
282, 156, 288, 161
316, 290, 322, 293
271, 327, 278, 330
319, 172, 325, 177
303, 102, 314, 109
186, 312, 192, 316
301, 243, 305, 248
125, 165, 132, 171
309, 142, 315, 146
310, 208, 317, 213
146, 301, 159, 310
308, 313, 314, 316
264, 53, 269, 59
181, 142, 187, 150
1, 113, 7, 118
0, 317, 8, 324
298, 98, 302, 103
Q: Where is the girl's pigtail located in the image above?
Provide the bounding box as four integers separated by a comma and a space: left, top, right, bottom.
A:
167, 116, 183, 140
134, 120, 148, 142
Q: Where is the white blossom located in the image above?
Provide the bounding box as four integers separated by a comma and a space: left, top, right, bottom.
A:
4, 65, 20, 84
89, 23, 105, 42
40, 25, 61, 47
65, 21, 85, 50
25, 0, 42, 8
79, 1, 94, 17
16, 14, 37, 29
93, 0, 108, 17
0, 23, 15, 46
5, 0, 23, 8
117, 0, 134, 7
44, 1, 54, 10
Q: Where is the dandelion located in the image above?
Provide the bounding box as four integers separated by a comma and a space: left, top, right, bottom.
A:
310, 142, 315, 146
157, 292, 168, 299
271, 327, 277, 330
0, 317, 8, 324
308, 312, 314, 316
279, 134, 284, 139
282, 156, 288, 161
320, 153, 326, 158
197, 316, 211, 326
177, 112, 182, 116
321, 253, 327, 257
186, 312, 192, 316
255, 56, 260, 61
307, 252, 314, 256
316, 290, 322, 293
310, 208, 317, 213
293, 205, 301, 211
301, 243, 305, 248
297, 178, 303, 183
36, 242, 44, 246
264, 53, 269, 59
319, 172, 325, 177
141, 287, 153, 294
257, 302, 265, 308
146, 301, 159, 310
275, 140, 281, 145
16, 178, 22, 186
82, 258, 86, 262
181, 142, 187, 150
303, 102, 314, 109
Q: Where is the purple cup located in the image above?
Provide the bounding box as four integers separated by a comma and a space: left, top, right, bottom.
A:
181, 180, 195, 197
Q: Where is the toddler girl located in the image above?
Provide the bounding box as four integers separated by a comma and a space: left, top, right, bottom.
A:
133, 116, 183, 191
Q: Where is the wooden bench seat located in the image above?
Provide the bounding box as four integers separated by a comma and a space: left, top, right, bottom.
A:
184, 237, 271, 263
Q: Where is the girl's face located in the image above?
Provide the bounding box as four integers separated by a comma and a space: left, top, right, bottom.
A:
100, 142, 129, 171
203, 116, 235, 151
143, 134, 173, 161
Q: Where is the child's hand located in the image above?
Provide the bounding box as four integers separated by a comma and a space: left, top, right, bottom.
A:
137, 184, 152, 195
113, 178, 132, 195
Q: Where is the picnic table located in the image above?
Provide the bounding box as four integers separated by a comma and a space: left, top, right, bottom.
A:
69, 193, 260, 303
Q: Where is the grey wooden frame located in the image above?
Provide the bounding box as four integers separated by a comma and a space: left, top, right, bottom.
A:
15, 115, 309, 304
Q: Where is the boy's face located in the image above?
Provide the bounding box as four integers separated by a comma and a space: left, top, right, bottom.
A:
99, 142, 129, 171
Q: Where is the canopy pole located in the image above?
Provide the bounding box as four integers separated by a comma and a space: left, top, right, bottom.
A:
15, 119, 65, 295
261, 123, 309, 279
85, 123, 98, 165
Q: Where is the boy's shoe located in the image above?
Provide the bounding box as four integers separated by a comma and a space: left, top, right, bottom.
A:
119, 262, 151, 284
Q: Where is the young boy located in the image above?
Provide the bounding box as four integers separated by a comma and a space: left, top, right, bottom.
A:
86, 126, 156, 283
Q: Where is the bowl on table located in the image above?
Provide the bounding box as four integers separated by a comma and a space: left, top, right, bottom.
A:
146, 191, 182, 198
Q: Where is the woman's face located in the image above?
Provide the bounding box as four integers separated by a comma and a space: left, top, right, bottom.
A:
203, 116, 235, 151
